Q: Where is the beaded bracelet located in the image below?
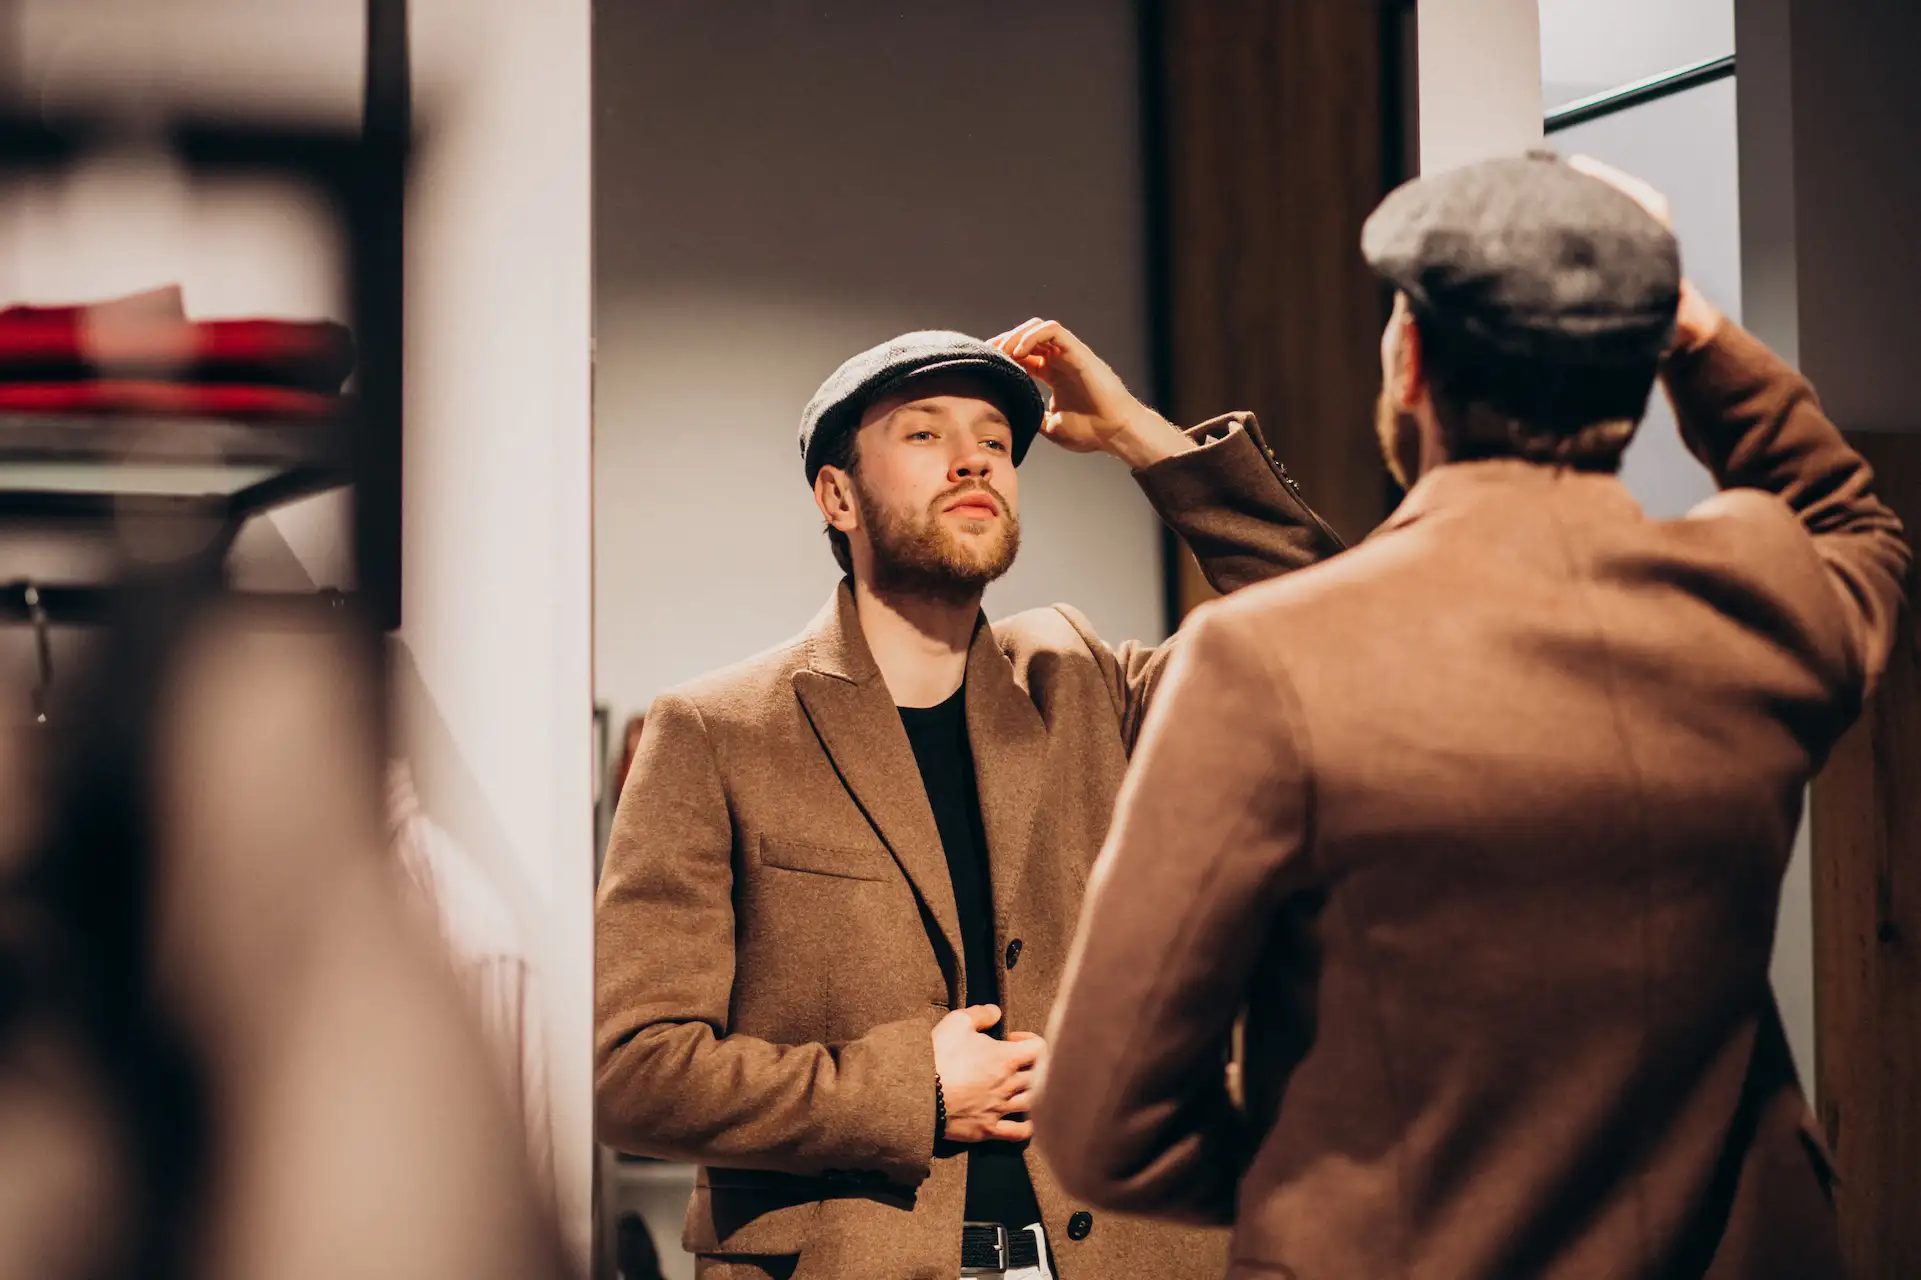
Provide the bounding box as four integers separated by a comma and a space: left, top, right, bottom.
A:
934, 1071, 948, 1138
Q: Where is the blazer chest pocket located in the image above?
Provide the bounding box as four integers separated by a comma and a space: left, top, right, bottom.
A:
758, 836, 895, 883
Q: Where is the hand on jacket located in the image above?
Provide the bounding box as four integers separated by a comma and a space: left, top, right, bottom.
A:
988, 318, 1194, 469
933, 1005, 1045, 1143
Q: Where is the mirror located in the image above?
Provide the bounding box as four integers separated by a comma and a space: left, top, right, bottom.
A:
590, 6, 1180, 1276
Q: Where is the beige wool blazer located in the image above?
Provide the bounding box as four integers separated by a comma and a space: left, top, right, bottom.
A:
597, 417, 1345, 1279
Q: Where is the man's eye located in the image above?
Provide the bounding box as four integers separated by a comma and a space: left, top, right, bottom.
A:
983, 439, 1009, 452
909, 430, 936, 441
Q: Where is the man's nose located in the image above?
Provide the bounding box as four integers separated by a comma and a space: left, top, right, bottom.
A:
950, 444, 995, 482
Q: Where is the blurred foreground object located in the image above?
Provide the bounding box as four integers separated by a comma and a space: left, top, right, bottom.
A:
0, 568, 568, 1280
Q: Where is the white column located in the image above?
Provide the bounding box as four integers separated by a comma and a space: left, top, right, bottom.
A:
1416, 0, 1545, 173
1730, 0, 1815, 1093
403, 0, 595, 1267
1738, 0, 1921, 434
1736, 0, 1921, 1098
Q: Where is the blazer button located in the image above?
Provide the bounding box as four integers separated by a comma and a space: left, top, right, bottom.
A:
1004, 938, 1023, 969
1067, 1211, 1093, 1241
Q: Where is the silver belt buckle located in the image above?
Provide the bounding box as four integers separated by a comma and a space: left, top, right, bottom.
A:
961, 1222, 1009, 1275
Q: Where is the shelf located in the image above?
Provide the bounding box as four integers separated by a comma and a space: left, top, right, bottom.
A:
0, 410, 351, 520
0, 410, 346, 467
0, 581, 116, 625
0, 581, 352, 624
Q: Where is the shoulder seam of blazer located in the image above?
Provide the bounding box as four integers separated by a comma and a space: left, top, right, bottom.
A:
1684, 486, 1868, 705
1044, 602, 1130, 726
1202, 599, 1326, 890
661, 688, 736, 822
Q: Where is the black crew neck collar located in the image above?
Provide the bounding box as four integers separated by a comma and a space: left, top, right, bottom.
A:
898, 683, 966, 717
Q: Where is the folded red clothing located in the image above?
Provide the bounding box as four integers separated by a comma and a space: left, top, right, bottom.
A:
0, 380, 342, 420
4, 284, 186, 322
0, 285, 356, 394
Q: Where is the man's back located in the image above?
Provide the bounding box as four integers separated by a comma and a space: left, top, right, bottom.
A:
1036, 321, 1908, 1279
1230, 461, 1849, 1277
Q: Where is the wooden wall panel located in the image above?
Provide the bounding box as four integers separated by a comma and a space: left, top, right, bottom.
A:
1812, 430, 1921, 1280
1141, 0, 1400, 621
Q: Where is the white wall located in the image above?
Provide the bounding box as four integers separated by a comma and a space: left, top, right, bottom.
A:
0, 1, 595, 1266
593, 1, 1164, 739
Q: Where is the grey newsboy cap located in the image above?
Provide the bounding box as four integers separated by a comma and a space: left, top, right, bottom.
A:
1361, 150, 1681, 424
799, 330, 1047, 483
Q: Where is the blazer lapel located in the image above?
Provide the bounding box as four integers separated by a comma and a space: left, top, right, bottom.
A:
791, 584, 964, 980
964, 620, 1048, 932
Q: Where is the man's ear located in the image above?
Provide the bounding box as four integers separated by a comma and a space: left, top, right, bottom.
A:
814, 467, 859, 533
1392, 312, 1429, 413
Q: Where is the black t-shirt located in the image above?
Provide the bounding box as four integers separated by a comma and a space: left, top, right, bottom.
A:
898, 687, 1043, 1232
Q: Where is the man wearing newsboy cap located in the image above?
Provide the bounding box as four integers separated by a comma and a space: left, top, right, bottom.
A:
1037, 152, 1909, 1278
596, 318, 1344, 1278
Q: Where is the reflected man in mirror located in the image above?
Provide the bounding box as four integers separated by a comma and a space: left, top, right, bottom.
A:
595, 319, 1344, 1279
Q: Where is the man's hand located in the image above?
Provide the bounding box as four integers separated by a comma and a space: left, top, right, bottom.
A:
1567, 153, 1671, 228
1006, 1030, 1047, 1111
988, 318, 1195, 469
1566, 154, 1725, 355
932, 1005, 1045, 1143
1666, 281, 1727, 356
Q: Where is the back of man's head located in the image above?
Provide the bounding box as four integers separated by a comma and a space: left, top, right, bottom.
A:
1364, 151, 1682, 471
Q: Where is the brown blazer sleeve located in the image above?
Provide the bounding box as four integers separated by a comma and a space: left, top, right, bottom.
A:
1665, 322, 1911, 703
1035, 604, 1313, 1223
1138, 413, 1348, 597
1063, 416, 1346, 750
594, 692, 937, 1182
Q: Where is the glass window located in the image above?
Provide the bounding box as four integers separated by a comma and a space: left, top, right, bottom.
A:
1539, 0, 1735, 112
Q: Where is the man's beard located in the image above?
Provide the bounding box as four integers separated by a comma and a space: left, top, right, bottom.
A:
1375, 388, 1424, 491
856, 479, 1020, 606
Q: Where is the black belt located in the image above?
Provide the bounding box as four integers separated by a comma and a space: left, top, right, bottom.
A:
961, 1223, 1041, 1273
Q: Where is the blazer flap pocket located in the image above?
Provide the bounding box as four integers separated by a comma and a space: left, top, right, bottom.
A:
684, 1172, 825, 1256
758, 836, 894, 882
